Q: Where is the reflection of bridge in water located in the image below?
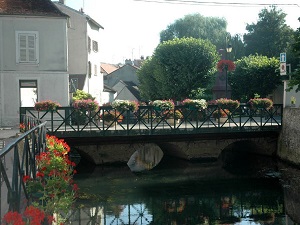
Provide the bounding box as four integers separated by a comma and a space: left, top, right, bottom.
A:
65, 168, 287, 225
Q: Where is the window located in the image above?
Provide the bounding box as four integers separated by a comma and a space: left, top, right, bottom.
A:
88, 36, 91, 53
92, 40, 98, 52
16, 31, 39, 64
88, 61, 92, 78
94, 64, 97, 76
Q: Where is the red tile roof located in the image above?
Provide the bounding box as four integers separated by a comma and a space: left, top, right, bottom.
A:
0, 0, 67, 17
101, 63, 119, 75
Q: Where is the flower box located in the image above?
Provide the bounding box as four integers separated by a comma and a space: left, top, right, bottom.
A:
152, 100, 175, 111
111, 100, 139, 112
247, 98, 273, 110
34, 100, 60, 111
181, 98, 207, 110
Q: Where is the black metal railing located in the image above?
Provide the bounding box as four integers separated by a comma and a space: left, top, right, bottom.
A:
20, 104, 282, 137
0, 116, 47, 217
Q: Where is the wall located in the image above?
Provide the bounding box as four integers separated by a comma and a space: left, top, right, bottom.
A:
277, 108, 300, 166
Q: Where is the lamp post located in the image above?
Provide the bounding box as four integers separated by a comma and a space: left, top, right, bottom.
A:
224, 44, 232, 98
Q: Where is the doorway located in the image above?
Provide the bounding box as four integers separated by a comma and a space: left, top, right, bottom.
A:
19, 80, 37, 107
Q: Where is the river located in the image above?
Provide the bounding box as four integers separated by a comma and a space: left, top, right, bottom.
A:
67, 152, 300, 225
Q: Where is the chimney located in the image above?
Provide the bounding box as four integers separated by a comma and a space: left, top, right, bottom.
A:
59, 0, 65, 4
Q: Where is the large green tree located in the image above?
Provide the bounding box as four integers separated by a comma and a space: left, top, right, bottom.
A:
160, 13, 228, 50
243, 6, 294, 58
288, 18, 300, 92
229, 55, 281, 101
137, 37, 219, 100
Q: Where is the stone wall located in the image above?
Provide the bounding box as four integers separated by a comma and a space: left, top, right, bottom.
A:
277, 108, 300, 166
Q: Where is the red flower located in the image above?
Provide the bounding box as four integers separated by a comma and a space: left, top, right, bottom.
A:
2, 211, 25, 225
23, 175, 31, 183
217, 59, 236, 72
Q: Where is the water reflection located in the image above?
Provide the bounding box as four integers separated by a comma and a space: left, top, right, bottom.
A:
68, 156, 299, 225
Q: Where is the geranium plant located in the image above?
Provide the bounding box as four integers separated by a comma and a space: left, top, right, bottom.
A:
212, 109, 230, 119
152, 100, 175, 110
73, 99, 99, 111
162, 109, 183, 119
22, 135, 78, 224
217, 59, 236, 72
212, 98, 240, 111
101, 111, 124, 122
111, 100, 139, 112
181, 98, 207, 110
34, 100, 61, 111
2, 205, 54, 225
247, 98, 273, 110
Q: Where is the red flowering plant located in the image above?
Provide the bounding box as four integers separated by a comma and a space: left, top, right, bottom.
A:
22, 135, 78, 224
73, 99, 99, 111
217, 59, 236, 72
34, 100, 61, 111
211, 98, 240, 112
2, 205, 55, 225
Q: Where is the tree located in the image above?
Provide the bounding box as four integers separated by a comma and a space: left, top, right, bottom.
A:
137, 37, 219, 100
288, 18, 300, 92
243, 6, 294, 58
160, 13, 228, 50
229, 55, 281, 101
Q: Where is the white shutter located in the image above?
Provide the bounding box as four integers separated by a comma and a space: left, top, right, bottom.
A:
19, 35, 27, 62
28, 35, 35, 62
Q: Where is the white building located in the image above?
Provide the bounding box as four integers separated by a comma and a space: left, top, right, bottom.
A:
0, 0, 69, 126
54, 1, 104, 105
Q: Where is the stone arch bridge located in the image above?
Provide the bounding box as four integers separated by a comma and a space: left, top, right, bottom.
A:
63, 131, 279, 166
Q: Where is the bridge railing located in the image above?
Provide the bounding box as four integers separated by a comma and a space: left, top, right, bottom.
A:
19, 104, 282, 137
0, 116, 47, 217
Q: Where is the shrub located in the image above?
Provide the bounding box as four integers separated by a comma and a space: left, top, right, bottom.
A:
163, 110, 183, 119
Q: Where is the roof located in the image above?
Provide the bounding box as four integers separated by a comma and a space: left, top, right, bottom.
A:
115, 80, 141, 101
54, 2, 104, 29
103, 84, 116, 93
0, 0, 68, 17
101, 63, 119, 75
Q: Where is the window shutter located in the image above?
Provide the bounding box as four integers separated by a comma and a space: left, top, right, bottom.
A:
19, 35, 27, 61
28, 35, 35, 61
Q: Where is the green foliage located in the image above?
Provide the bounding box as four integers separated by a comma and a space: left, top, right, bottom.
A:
212, 98, 240, 111
229, 55, 281, 100
243, 6, 294, 58
138, 37, 219, 100
287, 18, 300, 92
160, 13, 228, 50
72, 90, 95, 101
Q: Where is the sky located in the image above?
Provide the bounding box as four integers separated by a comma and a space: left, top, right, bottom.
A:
55, 0, 300, 64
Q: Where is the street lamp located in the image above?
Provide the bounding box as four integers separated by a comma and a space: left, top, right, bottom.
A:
224, 44, 232, 98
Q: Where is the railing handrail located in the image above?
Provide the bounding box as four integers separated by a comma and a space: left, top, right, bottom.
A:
0, 116, 47, 217
19, 104, 283, 137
